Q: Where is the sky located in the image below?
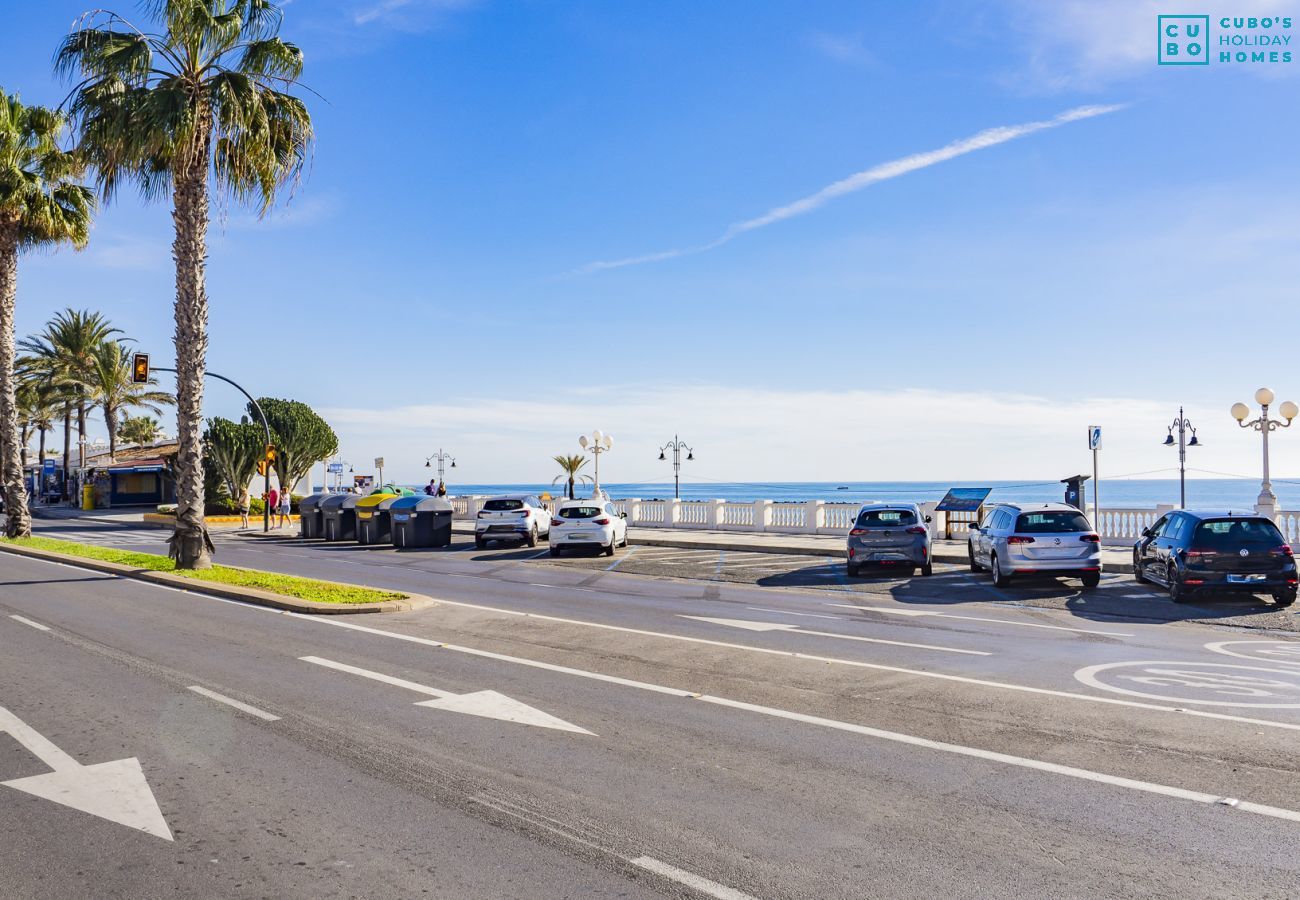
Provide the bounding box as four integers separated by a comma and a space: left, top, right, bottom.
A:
6, 0, 1300, 487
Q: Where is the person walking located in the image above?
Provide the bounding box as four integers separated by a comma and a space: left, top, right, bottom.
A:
267, 487, 279, 527
237, 489, 251, 530
436, 480, 447, 497
424, 479, 437, 496
278, 488, 292, 528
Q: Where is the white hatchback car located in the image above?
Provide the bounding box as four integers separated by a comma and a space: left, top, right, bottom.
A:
474, 494, 551, 548
549, 499, 628, 556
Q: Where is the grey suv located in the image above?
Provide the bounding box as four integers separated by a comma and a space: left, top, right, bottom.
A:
968, 502, 1102, 588
847, 503, 933, 577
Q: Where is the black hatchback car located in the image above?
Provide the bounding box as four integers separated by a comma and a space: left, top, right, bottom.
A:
1133, 510, 1296, 606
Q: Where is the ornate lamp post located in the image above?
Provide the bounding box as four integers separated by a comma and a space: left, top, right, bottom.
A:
1230, 387, 1298, 518
657, 435, 694, 500
424, 448, 457, 484
1163, 408, 1200, 509
579, 430, 613, 496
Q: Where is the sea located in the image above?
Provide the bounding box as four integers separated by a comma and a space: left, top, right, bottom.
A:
386, 478, 1300, 511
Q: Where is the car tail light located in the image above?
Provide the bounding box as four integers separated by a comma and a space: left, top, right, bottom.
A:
1080, 533, 1100, 543
905, 526, 927, 535
1007, 536, 1035, 544
520, 509, 530, 518
551, 519, 562, 527
1185, 579, 1205, 585
1271, 545, 1294, 557
849, 528, 867, 536
848, 548, 855, 558
593, 517, 611, 525
1186, 550, 1217, 563
477, 511, 488, 518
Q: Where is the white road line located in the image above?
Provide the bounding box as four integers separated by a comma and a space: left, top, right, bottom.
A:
631, 551, 717, 563
605, 547, 638, 571
299, 655, 453, 698
825, 604, 1133, 637
187, 686, 280, 721
745, 607, 845, 620
524, 550, 550, 560
313, 598, 1300, 732
630, 856, 758, 900
679, 615, 990, 656
9, 614, 50, 632
720, 555, 821, 568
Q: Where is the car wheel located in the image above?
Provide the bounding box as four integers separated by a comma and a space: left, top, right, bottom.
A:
992, 552, 1012, 588
968, 542, 980, 572
1168, 564, 1190, 603
621, 529, 629, 548
549, 546, 560, 558
847, 563, 860, 578
474, 537, 486, 550
1133, 551, 1148, 584
1274, 588, 1296, 608
921, 561, 933, 577
604, 538, 616, 557
526, 526, 538, 548
1081, 571, 1101, 589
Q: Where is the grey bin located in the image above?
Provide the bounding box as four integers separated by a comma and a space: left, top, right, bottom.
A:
389, 496, 454, 548
320, 493, 361, 542
356, 495, 402, 545
298, 493, 333, 539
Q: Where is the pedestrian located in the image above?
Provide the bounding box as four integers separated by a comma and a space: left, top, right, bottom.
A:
278, 488, 292, 528
436, 480, 447, 497
425, 478, 437, 496
267, 486, 279, 525
238, 490, 251, 530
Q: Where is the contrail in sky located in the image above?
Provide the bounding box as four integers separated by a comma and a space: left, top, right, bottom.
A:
576, 103, 1125, 275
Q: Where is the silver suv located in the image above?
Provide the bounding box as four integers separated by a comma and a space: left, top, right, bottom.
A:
968, 502, 1101, 588
846, 503, 932, 577
474, 494, 551, 548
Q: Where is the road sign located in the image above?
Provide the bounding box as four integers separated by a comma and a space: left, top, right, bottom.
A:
42, 458, 55, 474
0, 705, 172, 840
1088, 426, 1102, 451
327, 463, 344, 474
374, 457, 384, 469
131, 353, 150, 384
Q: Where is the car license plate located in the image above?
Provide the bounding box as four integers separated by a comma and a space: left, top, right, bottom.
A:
393, 514, 409, 522
869, 552, 905, 561
1227, 574, 1266, 583
568, 533, 591, 540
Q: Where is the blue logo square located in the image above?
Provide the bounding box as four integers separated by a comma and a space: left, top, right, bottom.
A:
1158, 15, 1210, 65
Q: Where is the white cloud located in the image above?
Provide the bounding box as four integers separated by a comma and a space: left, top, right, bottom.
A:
84, 234, 169, 271
352, 0, 477, 28
317, 382, 1259, 487
805, 30, 877, 67
576, 104, 1124, 274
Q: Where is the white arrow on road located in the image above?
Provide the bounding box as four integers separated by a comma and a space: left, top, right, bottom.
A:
677, 616, 990, 656
300, 656, 594, 734
0, 705, 172, 841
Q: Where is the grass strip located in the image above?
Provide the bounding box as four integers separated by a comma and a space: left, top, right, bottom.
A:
2, 535, 406, 605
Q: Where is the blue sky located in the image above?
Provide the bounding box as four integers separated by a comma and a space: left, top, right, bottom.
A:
7, 0, 1300, 485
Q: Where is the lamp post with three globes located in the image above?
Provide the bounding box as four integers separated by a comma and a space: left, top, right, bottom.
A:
579, 430, 613, 496
1230, 387, 1298, 518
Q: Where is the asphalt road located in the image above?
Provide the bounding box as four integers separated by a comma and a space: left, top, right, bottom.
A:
3, 520, 1300, 898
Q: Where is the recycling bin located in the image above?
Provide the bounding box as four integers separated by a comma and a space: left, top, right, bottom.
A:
321, 493, 361, 542
389, 496, 454, 548
298, 493, 333, 539
356, 493, 400, 545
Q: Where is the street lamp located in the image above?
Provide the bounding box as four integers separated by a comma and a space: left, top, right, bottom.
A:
424, 448, 457, 484
1163, 407, 1200, 509
657, 435, 694, 500
578, 430, 613, 496
1230, 387, 1298, 518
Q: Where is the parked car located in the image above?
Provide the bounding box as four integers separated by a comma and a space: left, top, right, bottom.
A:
1133, 510, 1297, 606
968, 502, 1101, 588
549, 498, 628, 557
474, 494, 551, 548
846, 503, 933, 577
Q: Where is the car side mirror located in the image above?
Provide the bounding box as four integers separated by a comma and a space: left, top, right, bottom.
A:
619, 512, 627, 519
1141, 528, 1153, 538
924, 515, 932, 523
969, 525, 981, 533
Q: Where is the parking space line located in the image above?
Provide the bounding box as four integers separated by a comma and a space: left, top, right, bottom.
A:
720, 556, 826, 569
628, 551, 718, 563
825, 603, 1133, 637
9, 614, 50, 632
187, 686, 280, 721
606, 547, 638, 571
630, 856, 758, 900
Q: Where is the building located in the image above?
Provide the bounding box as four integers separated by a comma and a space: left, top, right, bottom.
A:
82, 442, 179, 507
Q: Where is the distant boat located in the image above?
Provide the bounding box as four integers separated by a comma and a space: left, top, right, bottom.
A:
836, 486, 849, 490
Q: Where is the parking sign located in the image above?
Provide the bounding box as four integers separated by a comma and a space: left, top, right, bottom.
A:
1088, 426, 1102, 451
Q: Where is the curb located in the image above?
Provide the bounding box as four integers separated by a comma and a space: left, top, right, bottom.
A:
0, 541, 435, 615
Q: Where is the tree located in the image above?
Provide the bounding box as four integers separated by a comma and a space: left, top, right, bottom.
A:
0, 92, 95, 536
118, 415, 162, 447
255, 398, 336, 499
203, 417, 262, 510
87, 340, 173, 459
59, 1, 314, 568
552, 454, 591, 500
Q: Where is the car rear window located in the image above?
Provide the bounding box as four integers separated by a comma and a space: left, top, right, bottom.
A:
1192, 518, 1283, 548
1015, 511, 1090, 533
856, 509, 917, 527
484, 499, 524, 511
558, 506, 602, 519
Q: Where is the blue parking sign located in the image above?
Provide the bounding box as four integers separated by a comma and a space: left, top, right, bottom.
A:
1088, 426, 1102, 451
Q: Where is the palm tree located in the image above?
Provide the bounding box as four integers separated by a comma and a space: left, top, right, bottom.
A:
118, 415, 162, 448
552, 454, 592, 500
87, 341, 173, 459
18, 308, 120, 495
0, 91, 95, 537
59, 1, 314, 568
17, 378, 58, 497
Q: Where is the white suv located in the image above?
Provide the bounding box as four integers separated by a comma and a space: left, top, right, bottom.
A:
475, 495, 551, 548
549, 499, 628, 557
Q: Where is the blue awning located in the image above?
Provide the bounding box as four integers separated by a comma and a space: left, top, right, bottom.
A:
111, 466, 165, 474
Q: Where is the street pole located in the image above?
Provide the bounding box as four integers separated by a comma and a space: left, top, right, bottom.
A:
1231, 388, 1297, 519
658, 435, 695, 500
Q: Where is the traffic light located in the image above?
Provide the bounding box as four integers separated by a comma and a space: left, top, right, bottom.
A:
257, 445, 276, 477
257, 459, 268, 477
131, 353, 150, 384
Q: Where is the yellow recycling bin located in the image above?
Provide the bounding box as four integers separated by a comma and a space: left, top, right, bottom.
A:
82, 483, 95, 510
355, 493, 399, 544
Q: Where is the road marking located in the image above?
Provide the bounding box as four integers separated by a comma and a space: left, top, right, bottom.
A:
1204, 640, 1300, 666
825, 604, 1132, 637
629, 551, 716, 563
630, 856, 758, 900
300, 656, 593, 734
525, 550, 550, 560
605, 547, 638, 571
0, 705, 172, 840
679, 615, 990, 655
745, 607, 845, 620
1074, 661, 1300, 708
9, 614, 50, 631
187, 686, 280, 721
292, 608, 1300, 733
720, 555, 821, 569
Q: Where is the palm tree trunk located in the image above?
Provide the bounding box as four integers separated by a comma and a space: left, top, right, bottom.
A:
0, 220, 32, 537
37, 426, 46, 502
104, 403, 117, 461
568, 476, 575, 500
60, 406, 70, 501
168, 129, 214, 569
